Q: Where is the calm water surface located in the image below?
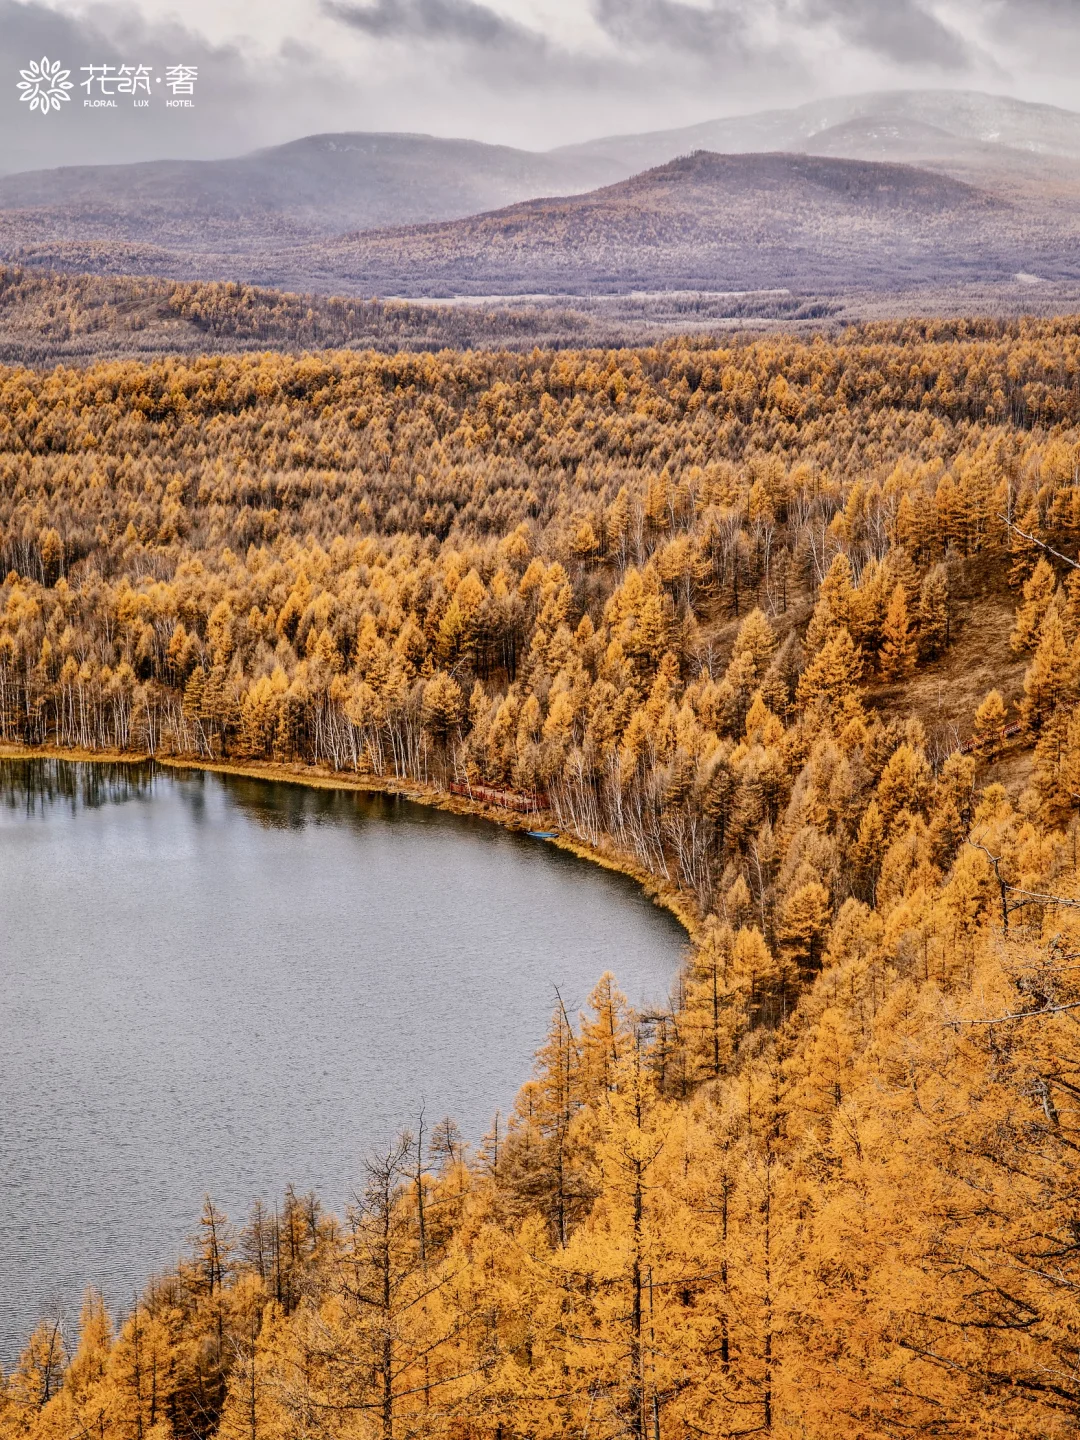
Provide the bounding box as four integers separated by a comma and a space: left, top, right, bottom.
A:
0, 760, 687, 1361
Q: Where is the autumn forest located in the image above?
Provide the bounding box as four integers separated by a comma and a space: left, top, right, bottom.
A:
2, 315, 1080, 1438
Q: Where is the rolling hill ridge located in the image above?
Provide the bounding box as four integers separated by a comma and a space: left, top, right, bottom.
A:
251, 151, 1061, 297
3, 89, 1080, 306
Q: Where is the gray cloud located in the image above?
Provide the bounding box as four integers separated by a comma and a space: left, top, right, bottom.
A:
325, 0, 547, 49
330, 0, 972, 73
324, 0, 971, 86
1, 0, 360, 174
591, 0, 755, 56
322, 0, 630, 91
802, 0, 972, 68
327, 0, 801, 92
4, 0, 1078, 173
331, 0, 771, 67
981, 0, 1080, 59
986, 0, 1080, 23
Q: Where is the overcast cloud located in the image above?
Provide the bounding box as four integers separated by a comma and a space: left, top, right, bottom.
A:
2, 0, 1078, 173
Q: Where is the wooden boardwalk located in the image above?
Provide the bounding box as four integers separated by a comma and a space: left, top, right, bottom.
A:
959, 721, 1023, 755
449, 780, 548, 813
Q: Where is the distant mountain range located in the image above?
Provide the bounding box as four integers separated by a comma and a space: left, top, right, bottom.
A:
281, 151, 1017, 297
0, 132, 623, 248
3, 89, 1080, 302
556, 90, 1080, 173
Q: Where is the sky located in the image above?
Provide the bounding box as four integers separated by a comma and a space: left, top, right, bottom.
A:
2, 0, 1080, 172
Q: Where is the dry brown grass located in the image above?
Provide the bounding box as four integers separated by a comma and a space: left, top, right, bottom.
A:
867, 550, 1033, 786
701, 549, 1034, 787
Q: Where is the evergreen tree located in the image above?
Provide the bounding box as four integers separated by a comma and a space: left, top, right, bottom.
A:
917, 562, 950, 658
972, 688, 1007, 759
796, 627, 863, 723
1020, 606, 1073, 735
1010, 556, 1058, 652
805, 553, 855, 652
777, 881, 831, 986
879, 582, 916, 680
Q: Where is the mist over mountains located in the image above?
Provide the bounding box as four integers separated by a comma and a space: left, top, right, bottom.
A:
557, 90, 1080, 172
0, 132, 624, 246
3, 88, 1080, 308
284, 151, 1013, 297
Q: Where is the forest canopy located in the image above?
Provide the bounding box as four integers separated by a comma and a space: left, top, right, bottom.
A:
2, 317, 1080, 1438
0, 268, 838, 367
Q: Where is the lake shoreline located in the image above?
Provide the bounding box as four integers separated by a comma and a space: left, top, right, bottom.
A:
2, 739, 691, 1361
0, 742, 700, 945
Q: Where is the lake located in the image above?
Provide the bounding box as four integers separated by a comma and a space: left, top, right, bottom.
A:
0, 759, 688, 1362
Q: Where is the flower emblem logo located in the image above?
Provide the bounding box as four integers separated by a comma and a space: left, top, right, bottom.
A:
17, 57, 73, 116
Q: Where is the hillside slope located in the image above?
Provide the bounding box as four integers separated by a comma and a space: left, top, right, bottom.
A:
0, 131, 622, 250
273, 150, 1054, 296
557, 89, 1080, 174
5, 90, 1080, 300
1, 324, 1078, 1439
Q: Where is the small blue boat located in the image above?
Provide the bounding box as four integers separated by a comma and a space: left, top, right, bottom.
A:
526, 830, 559, 839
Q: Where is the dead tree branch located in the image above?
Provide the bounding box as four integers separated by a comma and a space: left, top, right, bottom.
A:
998, 514, 1080, 570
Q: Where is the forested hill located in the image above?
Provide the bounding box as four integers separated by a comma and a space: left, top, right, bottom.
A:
294, 150, 1007, 296
6, 89, 1080, 304
0, 266, 840, 367
1, 319, 1079, 1437
9, 148, 1076, 300
0, 132, 621, 244
555, 89, 1080, 176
